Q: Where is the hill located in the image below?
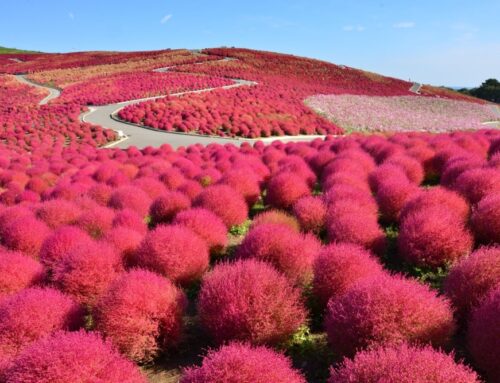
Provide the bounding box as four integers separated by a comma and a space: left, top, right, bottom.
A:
0, 45, 41, 54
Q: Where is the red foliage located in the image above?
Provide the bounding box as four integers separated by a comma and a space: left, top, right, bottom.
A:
0, 249, 45, 300
384, 154, 425, 184
112, 208, 148, 234
325, 274, 456, 357
172, 208, 228, 254
376, 178, 419, 223
35, 199, 81, 229
265, 171, 311, 209
2, 330, 147, 383
102, 227, 143, 266
108, 186, 152, 217
454, 168, 500, 204
94, 269, 186, 363
467, 287, 500, 382
329, 343, 480, 383
0, 288, 83, 361
218, 169, 261, 206
197, 259, 306, 345
444, 246, 500, 317
470, 193, 500, 244
1, 216, 50, 258
193, 184, 248, 228
51, 241, 123, 306
181, 343, 306, 383
312, 243, 385, 306
251, 209, 300, 231
134, 225, 209, 285
76, 206, 115, 239
398, 208, 473, 268
39, 226, 92, 269
149, 191, 191, 225
292, 196, 327, 233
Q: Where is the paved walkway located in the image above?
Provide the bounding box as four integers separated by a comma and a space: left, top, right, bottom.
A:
15, 74, 61, 105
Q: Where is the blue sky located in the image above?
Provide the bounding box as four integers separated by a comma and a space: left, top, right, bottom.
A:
1, 0, 499, 87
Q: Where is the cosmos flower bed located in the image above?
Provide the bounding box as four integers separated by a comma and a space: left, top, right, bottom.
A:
118, 85, 342, 137
0, 128, 499, 381
55, 72, 233, 105
307, 94, 498, 132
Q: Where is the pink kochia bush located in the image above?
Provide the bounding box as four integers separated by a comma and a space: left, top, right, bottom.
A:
0, 288, 83, 362
467, 287, 500, 381
0, 249, 45, 300
454, 168, 500, 204
375, 178, 418, 223
312, 243, 385, 306
39, 226, 92, 269
134, 225, 209, 285
328, 343, 480, 383
444, 246, 500, 317
149, 191, 191, 226
94, 269, 186, 363
470, 193, 500, 244
180, 343, 306, 383
197, 260, 306, 345
292, 196, 327, 233
251, 209, 300, 232
324, 274, 456, 357
1, 216, 50, 258
109, 186, 152, 217
236, 223, 321, 285
193, 184, 248, 228
398, 207, 473, 268
51, 241, 123, 306
35, 199, 81, 229
102, 227, 143, 265
2, 331, 147, 383
172, 208, 228, 254
265, 171, 311, 209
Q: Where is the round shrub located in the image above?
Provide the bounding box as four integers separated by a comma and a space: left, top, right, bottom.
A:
368, 164, 409, 193
172, 208, 228, 254
313, 243, 385, 306
384, 154, 425, 185
52, 241, 123, 306
323, 184, 379, 216
194, 184, 248, 228
454, 168, 500, 204
198, 259, 306, 345
444, 246, 500, 318
398, 208, 473, 268
0, 249, 45, 300
39, 226, 92, 270
181, 343, 306, 383
94, 269, 186, 363
112, 208, 147, 234
108, 186, 152, 217
237, 223, 320, 285
467, 287, 500, 381
36, 199, 81, 229
1, 216, 50, 258
471, 193, 500, 244
329, 343, 479, 383
2, 331, 147, 383
149, 191, 191, 226
134, 225, 209, 285
265, 171, 311, 209
0, 288, 83, 361
325, 274, 455, 357
376, 179, 418, 223
218, 169, 261, 206
76, 206, 115, 239
251, 209, 300, 232
292, 196, 327, 233
102, 227, 143, 266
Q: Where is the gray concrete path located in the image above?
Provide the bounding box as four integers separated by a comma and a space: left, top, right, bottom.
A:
15, 74, 61, 105
409, 82, 422, 94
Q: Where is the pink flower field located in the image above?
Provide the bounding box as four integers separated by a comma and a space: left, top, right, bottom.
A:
307, 94, 499, 133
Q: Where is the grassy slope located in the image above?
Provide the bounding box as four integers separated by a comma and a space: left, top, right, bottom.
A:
0, 46, 41, 54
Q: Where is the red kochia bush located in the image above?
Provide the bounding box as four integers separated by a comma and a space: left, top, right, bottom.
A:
467, 287, 500, 382
180, 343, 306, 383
218, 169, 261, 206
134, 225, 209, 285
292, 196, 327, 233
0, 288, 83, 361
1, 216, 50, 258
376, 178, 418, 223
193, 184, 248, 228
36, 199, 81, 229
112, 208, 148, 234
398, 208, 473, 268
251, 209, 300, 232
312, 243, 385, 306
384, 154, 425, 185
0, 249, 45, 300
471, 193, 500, 244
39, 226, 92, 269
324, 274, 455, 357
172, 208, 228, 254
93, 269, 186, 363
454, 168, 500, 204
328, 343, 480, 383
2, 331, 147, 383
198, 260, 306, 345
76, 206, 115, 238
52, 241, 123, 306
149, 191, 191, 226
108, 186, 152, 217
102, 227, 143, 265
265, 171, 311, 209
444, 246, 500, 318
236, 223, 320, 285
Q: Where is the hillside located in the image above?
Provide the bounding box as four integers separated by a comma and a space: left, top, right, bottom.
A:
0, 45, 41, 54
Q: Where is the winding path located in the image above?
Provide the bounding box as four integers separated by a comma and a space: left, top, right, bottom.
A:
14, 57, 328, 149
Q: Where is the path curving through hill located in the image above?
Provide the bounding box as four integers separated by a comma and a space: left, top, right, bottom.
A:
15, 74, 61, 105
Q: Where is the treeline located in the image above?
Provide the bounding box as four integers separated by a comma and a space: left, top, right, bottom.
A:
458, 79, 499, 103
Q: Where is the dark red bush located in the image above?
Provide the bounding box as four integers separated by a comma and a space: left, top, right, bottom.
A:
1, 216, 50, 258
218, 169, 261, 206
2, 330, 147, 383
134, 225, 209, 285
112, 208, 148, 234
76, 206, 115, 238
454, 168, 500, 204
265, 171, 311, 210
0, 249, 45, 300
94, 269, 186, 363
198, 259, 306, 345
149, 191, 191, 226
325, 274, 455, 357
329, 343, 479, 383
108, 186, 152, 217
376, 178, 418, 222
181, 343, 306, 383
36, 199, 81, 229
102, 227, 143, 266
292, 196, 327, 233
470, 193, 500, 244
384, 154, 425, 185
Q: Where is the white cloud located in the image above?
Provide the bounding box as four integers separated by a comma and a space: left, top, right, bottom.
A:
343, 25, 365, 32
68, 12, 74, 20
393, 21, 415, 29
160, 14, 172, 24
